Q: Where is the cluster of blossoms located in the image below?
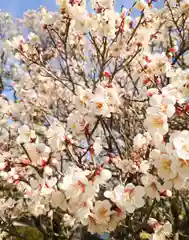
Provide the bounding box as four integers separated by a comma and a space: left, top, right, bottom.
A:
1, 0, 189, 239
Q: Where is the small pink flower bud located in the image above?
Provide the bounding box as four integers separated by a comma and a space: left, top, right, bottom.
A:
160, 189, 172, 197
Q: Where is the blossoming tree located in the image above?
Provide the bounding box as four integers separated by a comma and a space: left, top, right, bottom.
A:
0, 11, 21, 95
1, 0, 189, 239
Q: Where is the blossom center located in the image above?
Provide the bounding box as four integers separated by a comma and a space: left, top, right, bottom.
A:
124, 188, 135, 201
96, 102, 103, 109
162, 159, 171, 170
152, 116, 165, 127
160, 103, 167, 112
99, 207, 108, 217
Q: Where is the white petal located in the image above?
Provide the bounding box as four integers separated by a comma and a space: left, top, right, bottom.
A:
104, 191, 113, 199
150, 95, 162, 107
100, 169, 112, 181
150, 149, 160, 160
146, 107, 159, 115
166, 105, 175, 117
135, 186, 145, 197
163, 222, 172, 235
152, 133, 163, 147
125, 203, 135, 213
134, 198, 145, 208
164, 96, 176, 105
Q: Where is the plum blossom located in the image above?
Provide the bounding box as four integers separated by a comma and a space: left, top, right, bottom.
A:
148, 94, 176, 117
135, 0, 148, 11
144, 112, 168, 136
46, 123, 66, 150
1, 0, 189, 238
87, 215, 108, 235
141, 174, 162, 201
104, 84, 121, 113
147, 88, 159, 97
24, 142, 51, 165
58, 169, 89, 200
170, 130, 189, 160
104, 184, 145, 213
108, 208, 125, 231
154, 153, 177, 181
176, 157, 189, 178
133, 132, 151, 149
28, 32, 40, 44
67, 111, 92, 135
148, 218, 172, 240
92, 200, 112, 224
17, 125, 37, 144
74, 201, 92, 226
162, 173, 185, 190
50, 191, 68, 210
75, 87, 92, 113
91, 95, 110, 117
93, 168, 112, 185
180, 0, 189, 17
93, 137, 102, 155
8, 35, 25, 49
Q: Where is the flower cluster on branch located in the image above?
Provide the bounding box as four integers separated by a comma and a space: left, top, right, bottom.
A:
1, 0, 189, 239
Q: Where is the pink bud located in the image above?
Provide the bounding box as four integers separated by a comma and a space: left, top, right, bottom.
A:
43, 24, 47, 30
144, 56, 152, 63
15, 180, 20, 185
23, 159, 30, 165
116, 208, 123, 216
160, 189, 172, 197
147, 92, 153, 97
95, 169, 101, 176
137, 42, 143, 47
169, 47, 176, 53
41, 159, 47, 168
143, 78, 150, 85
24, 191, 32, 197
155, 78, 161, 84
103, 71, 111, 78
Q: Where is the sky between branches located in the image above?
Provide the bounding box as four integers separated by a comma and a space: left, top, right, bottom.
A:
0, 0, 163, 101
0, 0, 163, 18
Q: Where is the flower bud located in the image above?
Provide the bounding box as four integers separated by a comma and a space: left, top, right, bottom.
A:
160, 189, 172, 198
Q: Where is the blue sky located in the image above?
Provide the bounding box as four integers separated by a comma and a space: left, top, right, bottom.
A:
0, 0, 163, 18
0, 0, 58, 17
